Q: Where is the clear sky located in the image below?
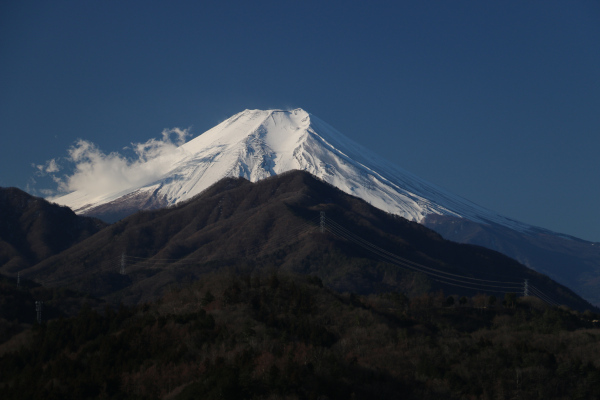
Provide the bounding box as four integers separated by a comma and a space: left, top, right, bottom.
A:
1, 1, 599, 242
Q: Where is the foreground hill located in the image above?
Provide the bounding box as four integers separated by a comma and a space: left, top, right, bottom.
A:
0, 273, 104, 351
0, 187, 107, 274
1, 271, 599, 400
22, 171, 594, 311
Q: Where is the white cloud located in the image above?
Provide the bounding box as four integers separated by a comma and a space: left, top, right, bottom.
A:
34, 158, 61, 174
44, 127, 191, 197
40, 189, 55, 196
46, 159, 60, 173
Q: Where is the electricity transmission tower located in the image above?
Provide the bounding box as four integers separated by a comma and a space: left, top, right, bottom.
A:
35, 301, 43, 324
320, 211, 325, 233
120, 253, 126, 275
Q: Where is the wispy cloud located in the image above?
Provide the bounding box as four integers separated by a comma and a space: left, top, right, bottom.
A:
34, 158, 60, 174
36, 128, 191, 198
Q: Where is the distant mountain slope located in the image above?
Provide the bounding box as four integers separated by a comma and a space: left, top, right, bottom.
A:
0, 187, 107, 273
25, 172, 594, 311
424, 214, 600, 308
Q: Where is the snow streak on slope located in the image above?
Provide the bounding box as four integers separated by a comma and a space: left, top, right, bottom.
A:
51, 109, 530, 231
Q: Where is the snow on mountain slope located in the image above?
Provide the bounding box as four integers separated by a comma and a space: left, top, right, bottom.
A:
51, 108, 530, 231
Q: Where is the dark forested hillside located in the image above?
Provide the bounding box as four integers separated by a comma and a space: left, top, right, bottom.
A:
1, 271, 599, 400
16, 171, 596, 312
3, 173, 600, 399
0, 273, 104, 353
0, 187, 107, 273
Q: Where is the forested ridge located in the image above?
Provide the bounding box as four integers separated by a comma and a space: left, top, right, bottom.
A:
10, 171, 594, 311
1, 271, 599, 400
2, 172, 599, 399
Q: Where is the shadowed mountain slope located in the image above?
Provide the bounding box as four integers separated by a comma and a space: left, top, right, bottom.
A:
0, 187, 107, 274
23, 171, 595, 311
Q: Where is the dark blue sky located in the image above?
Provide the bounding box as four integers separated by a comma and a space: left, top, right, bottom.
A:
1, 1, 599, 242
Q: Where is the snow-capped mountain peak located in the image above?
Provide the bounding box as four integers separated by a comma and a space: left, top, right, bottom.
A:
51, 108, 528, 231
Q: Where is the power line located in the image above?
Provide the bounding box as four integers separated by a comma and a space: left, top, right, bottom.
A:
430, 279, 521, 295
321, 214, 567, 305
327, 218, 522, 285
21, 211, 563, 308
324, 218, 523, 291
528, 285, 561, 307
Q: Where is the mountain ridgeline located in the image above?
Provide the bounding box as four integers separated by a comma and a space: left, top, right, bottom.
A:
47, 108, 600, 307
14, 171, 595, 312
0, 187, 107, 273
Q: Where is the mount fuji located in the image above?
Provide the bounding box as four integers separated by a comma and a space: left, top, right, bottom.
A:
50, 108, 600, 306
53, 109, 524, 230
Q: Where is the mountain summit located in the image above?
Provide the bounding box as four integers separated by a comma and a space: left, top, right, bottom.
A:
52, 108, 523, 230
